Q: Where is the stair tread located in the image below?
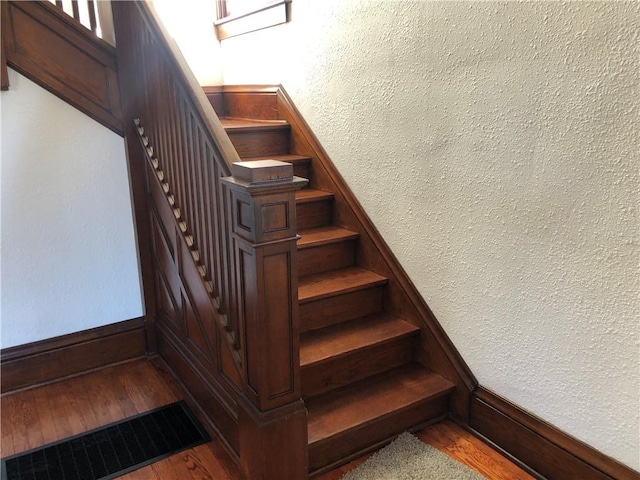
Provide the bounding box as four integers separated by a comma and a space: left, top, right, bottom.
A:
300, 313, 419, 367
298, 267, 387, 304
307, 364, 455, 445
296, 188, 334, 203
298, 226, 359, 249
220, 117, 289, 131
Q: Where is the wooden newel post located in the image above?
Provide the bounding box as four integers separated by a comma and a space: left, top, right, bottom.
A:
221, 160, 309, 480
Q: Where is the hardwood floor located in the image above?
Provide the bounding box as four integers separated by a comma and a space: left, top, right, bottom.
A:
0, 358, 534, 479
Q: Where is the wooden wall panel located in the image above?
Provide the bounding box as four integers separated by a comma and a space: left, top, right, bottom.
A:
155, 327, 240, 457
2, 1, 122, 134
203, 86, 225, 117
0, 318, 147, 394
143, 153, 242, 455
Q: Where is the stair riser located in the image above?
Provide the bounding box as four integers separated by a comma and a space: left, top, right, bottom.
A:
302, 336, 416, 398
297, 201, 333, 229
309, 395, 450, 473
292, 162, 310, 179
300, 287, 384, 333
226, 129, 289, 157
298, 241, 356, 277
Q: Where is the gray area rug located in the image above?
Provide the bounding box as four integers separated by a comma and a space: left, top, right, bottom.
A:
341, 432, 487, 480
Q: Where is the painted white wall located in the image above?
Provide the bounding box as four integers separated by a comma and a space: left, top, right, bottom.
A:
1, 69, 143, 348
152, 0, 223, 86
215, 0, 639, 469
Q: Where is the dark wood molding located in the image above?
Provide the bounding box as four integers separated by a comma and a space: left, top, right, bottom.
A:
1, 3, 9, 91
1, 318, 147, 394
111, 3, 160, 355
469, 387, 640, 480
203, 86, 224, 117
2, 0, 122, 134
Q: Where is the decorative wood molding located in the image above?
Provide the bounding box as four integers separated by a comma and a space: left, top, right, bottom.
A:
0, 318, 147, 394
2, 0, 122, 134
469, 387, 640, 480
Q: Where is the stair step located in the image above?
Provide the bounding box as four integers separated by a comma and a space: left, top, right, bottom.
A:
296, 189, 334, 229
296, 189, 334, 203
298, 226, 359, 248
299, 267, 387, 332
219, 117, 289, 131
220, 117, 290, 157
300, 314, 419, 397
299, 267, 386, 304
307, 364, 455, 472
238, 154, 311, 179
298, 226, 358, 276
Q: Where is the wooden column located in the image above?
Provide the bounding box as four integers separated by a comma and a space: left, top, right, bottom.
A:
222, 160, 308, 480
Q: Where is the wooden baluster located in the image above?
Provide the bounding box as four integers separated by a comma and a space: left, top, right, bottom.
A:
71, 1, 80, 22
221, 160, 308, 479
55, 1, 63, 9
87, 0, 97, 34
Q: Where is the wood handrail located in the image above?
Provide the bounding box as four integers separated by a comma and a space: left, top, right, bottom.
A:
136, 1, 242, 171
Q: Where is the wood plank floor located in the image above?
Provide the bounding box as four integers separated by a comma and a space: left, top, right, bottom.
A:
0, 358, 534, 479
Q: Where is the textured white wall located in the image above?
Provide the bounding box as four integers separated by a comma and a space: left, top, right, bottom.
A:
1, 70, 143, 348
218, 0, 640, 469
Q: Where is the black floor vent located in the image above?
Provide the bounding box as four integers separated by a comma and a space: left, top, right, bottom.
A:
1, 400, 210, 480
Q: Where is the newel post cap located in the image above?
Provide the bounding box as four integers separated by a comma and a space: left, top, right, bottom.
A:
222, 160, 308, 194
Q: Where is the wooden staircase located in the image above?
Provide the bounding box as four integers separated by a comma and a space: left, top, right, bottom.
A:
219, 114, 455, 474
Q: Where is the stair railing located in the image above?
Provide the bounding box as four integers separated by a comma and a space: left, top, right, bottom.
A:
49, 0, 95, 35
111, 1, 307, 478
47, 0, 116, 45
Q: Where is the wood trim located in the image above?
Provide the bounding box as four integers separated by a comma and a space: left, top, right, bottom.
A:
1, 3, 8, 91
202, 86, 225, 117
2, 0, 122, 134
0, 318, 147, 394
215, 0, 291, 40
469, 387, 640, 480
